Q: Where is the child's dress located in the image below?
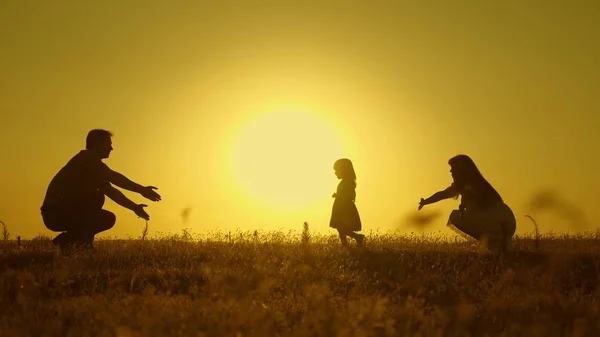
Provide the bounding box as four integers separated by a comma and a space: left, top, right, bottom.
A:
329, 179, 362, 232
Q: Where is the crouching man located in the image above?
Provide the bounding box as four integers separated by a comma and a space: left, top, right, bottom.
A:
40, 129, 162, 251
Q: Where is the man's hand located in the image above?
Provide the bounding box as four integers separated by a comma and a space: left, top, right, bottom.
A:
418, 198, 426, 211
140, 186, 161, 202
132, 204, 150, 220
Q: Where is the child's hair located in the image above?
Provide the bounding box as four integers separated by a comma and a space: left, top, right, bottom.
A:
334, 158, 357, 183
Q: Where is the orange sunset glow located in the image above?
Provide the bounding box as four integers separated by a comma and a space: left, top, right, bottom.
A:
1, 1, 599, 239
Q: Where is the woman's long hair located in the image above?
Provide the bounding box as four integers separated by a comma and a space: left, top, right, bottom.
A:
448, 154, 502, 203
334, 158, 357, 187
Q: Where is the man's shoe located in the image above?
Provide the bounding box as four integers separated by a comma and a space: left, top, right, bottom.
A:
52, 232, 75, 253
52, 232, 69, 246
356, 234, 365, 247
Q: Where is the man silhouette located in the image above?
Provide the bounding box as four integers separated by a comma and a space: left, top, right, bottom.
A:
40, 129, 161, 251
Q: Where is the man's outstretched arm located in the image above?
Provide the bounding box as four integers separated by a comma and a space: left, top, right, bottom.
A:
104, 185, 150, 220
108, 169, 161, 202
108, 169, 144, 193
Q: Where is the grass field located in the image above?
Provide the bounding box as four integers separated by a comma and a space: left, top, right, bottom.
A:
1, 229, 600, 337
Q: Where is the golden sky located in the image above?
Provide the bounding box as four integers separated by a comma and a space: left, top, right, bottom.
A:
1, 1, 599, 239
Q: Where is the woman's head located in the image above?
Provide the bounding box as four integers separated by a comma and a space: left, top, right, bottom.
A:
448, 154, 482, 187
334, 158, 356, 181
448, 154, 503, 204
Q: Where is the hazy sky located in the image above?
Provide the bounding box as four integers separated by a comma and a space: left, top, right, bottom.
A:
1, 1, 599, 239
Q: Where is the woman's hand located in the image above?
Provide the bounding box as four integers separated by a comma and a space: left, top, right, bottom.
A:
418, 198, 426, 210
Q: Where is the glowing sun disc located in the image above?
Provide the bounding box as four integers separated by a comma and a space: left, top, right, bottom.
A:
231, 110, 344, 209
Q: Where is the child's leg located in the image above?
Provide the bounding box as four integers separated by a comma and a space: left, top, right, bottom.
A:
337, 229, 349, 246
347, 231, 365, 246
346, 231, 363, 240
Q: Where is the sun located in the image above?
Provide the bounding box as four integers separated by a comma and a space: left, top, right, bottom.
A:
230, 110, 345, 210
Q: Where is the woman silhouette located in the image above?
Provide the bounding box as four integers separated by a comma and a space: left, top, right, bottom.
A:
330, 158, 365, 247
418, 155, 516, 251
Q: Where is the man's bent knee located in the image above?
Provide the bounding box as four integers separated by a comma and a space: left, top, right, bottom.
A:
100, 210, 116, 230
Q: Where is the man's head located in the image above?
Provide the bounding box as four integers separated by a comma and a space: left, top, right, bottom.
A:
86, 129, 113, 159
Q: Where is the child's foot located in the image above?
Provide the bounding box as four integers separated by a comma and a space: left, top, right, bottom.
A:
356, 234, 365, 247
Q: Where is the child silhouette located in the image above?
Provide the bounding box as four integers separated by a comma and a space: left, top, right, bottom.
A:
330, 158, 364, 247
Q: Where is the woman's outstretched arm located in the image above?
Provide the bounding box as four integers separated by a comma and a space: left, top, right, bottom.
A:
419, 185, 458, 209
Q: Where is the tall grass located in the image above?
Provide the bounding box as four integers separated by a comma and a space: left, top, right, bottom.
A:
0, 220, 9, 242
1, 230, 599, 336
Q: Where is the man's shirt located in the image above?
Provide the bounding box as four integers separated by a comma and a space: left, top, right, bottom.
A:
42, 150, 111, 208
